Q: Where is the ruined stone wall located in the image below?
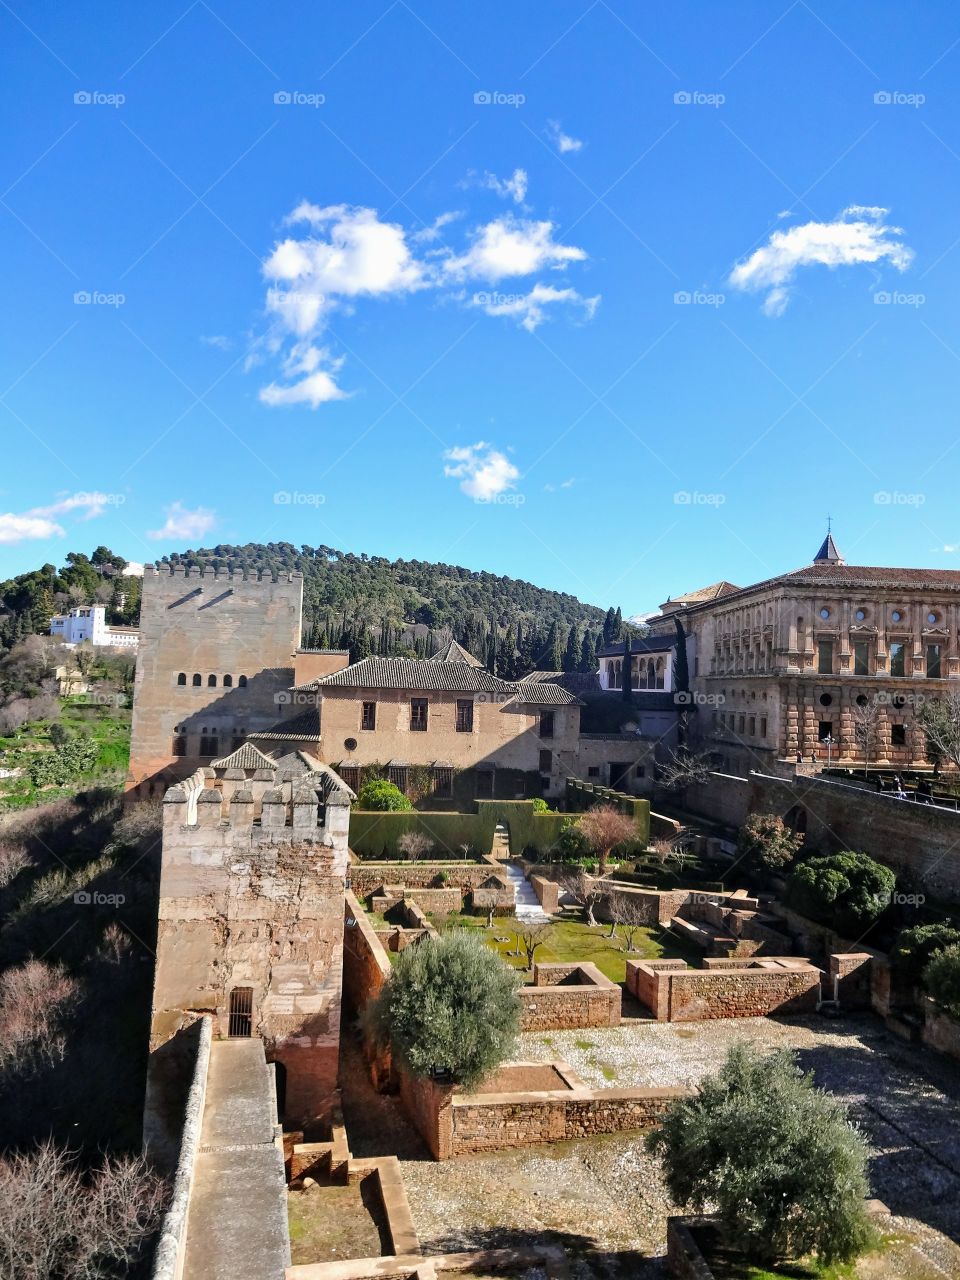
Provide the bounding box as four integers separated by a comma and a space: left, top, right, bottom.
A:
349, 862, 503, 899
921, 1000, 960, 1064
626, 958, 820, 1021
342, 890, 392, 1013
529, 875, 559, 913
129, 566, 303, 791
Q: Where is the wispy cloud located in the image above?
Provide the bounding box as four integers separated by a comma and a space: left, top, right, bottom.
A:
442, 216, 587, 282
475, 282, 599, 332
546, 120, 583, 154
147, 502, 216, 543
200, 334, 232, 351
0, 491, 117, 545
730, 205, 914, 316
443, 442, 520, 501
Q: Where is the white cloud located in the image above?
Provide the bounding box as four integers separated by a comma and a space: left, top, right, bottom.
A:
259, 368, 348, 408
0, 490, 120, 545
147, 502, 216, 543
483, 168, 528, 203
476, 282, 600, 332
443, 215, 587, 282
730, 205, 914, 315
200, 334, 232, 351
123, 561, 144, 576
546, 120, 583, 154
0, 513, 64, 544
443, 442, 520, 501
412, 210, 462, 244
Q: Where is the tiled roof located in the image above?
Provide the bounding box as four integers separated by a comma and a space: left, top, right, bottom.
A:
679, 562, 960, 612
660, 581, 740, 609
210, 742, 277, 771
597, 636, 676, 657
427, 639, 485, 666
309, 656, 515, 693
513, 680, 581, 706
248, 708, 322, 741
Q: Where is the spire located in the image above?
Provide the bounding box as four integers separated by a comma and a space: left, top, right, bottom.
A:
814, 519, 844, 565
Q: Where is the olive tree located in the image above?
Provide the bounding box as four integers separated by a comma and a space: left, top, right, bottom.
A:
364, 931, 521, 1089
925, 943, 960, 1018
647, 1044, 874, 1267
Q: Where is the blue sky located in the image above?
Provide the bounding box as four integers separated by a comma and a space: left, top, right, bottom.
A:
2, 1, 960, 615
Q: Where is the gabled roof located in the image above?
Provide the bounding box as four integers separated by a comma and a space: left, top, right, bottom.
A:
307, 656, 515, 693
513, 680, 581, 706
659, 581, 740, 610
427, 638, 485, 666
597, 635, 676, 657
248, 708, 322, 741
210, 742, 277, 771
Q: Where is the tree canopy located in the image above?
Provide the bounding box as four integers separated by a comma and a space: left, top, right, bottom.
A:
785, 851, 895, 936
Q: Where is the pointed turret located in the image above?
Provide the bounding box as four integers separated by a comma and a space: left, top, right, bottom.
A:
813, 528, 844, 565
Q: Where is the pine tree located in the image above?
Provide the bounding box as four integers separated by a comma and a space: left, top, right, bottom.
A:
613, 607, 623, 641
544, 621, 562, 672
579, 630, 596, 673
562, 625, 579, 673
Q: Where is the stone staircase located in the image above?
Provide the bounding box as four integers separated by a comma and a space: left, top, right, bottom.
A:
501, 861, 549, 922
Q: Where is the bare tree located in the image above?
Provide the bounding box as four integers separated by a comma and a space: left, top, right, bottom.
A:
0, 959, 78, 1079
0, 845, 32, 889
558, 871, 605, 927
578, 804, 638, 875
852, 699, 882, 777
605, 892, 649, 952
514, 918, 552, 970
0, 1140, 167, 1280
657, 747, 716, 791
917, 692, 960, 772
397, 830, 433, 862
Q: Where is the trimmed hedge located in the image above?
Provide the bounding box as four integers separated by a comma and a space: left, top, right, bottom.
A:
349, 799, 570, 858
565, 778, 650, 845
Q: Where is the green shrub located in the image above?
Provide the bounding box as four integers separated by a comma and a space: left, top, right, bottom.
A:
646, 1044, 874, 1266
785, 851, 895, 936
925, 943, 960, 1018
892, 922, 960, 988
355, 779, 413, 811
27, 735, 99, 788
364, 931, 521, 1088
530, 797, 550, 814
737, 813, 803, 877
551, 818, 590, 863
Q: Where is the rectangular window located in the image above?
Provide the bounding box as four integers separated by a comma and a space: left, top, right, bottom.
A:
817, 640, 833, 675
636, 765, 646, 778
455, 699, 473, 732
760, 717, 767, 738
433, 766, 453, 797
228, 987, 253, 1038
339, 764, 360, 792
854, 642, 870, 676
737, 714, 745, 734
891, 723, 907, 746
475, 769, 494, 799
927, 644, 942, 679
818, 721, 834, 743
199, 734, 218, 757
538, 749, 552, 774
587, 766, 600, 777
748, 716, 756, 737
410, 699, 428, 731
361, 701, 376, 731
387, 764, 408, 792
539, 710, 555, 738
890, 642, 906, 677
172, 735, 186, 757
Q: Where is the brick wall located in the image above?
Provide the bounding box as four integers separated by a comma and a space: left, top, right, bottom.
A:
518, 962, 621, 1030
626, 957, 820, 1021
342, 891, 391, 1013
350, 862, 504, 899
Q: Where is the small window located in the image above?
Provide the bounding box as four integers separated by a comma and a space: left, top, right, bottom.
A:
820, 608, 830, 620
819, 693, 833, 707
192, 673, 202, 687
177, 672, 187, 686
587, 766, 600, 778
854, 642, 870, 676
817, 640, 833, 675
238, 675, 248, 688
344, 737, 358, 752
433, 766, 453, 798
748, 716, 756, 736
818, 721, 834, 743
891, 724, 907, 746
388, 764, 408, 791
539, 710, 555, 739
199, 734, 218, 756
538, 749, 552, 773
737, 714, 745, 733
172, 736, 186, 756
410, 699, 428, 732
208, 674, 217, 687
339, 764, 360, 792
223, 674, 233, 688
476, 769, 494, 799
890, 642, 906, 678
455, 699, 473, 732
927, 644, 942, 679
760, 717, 767, 738
892, 610, 902, 623
635, 765, 646, 778
855, 609, 866, 622
361, 701, 376, 731
928, 612, 938, 625
228, 987, 253, 1038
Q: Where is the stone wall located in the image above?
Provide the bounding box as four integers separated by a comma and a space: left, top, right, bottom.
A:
371, 886, 464, 916
342, 891, 392, 1014
530, 874, 559, 913
349, 862, 504, 899
518, 962, 621, 1031
921, 1000, 960, 1064
626, 957, 821, 1021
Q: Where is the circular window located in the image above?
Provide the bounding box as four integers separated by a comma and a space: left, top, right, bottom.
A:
892, 610, 902, 622
855, 609, 866, 622
928, 612, 938, 625
892, 695, 906, 710
856, 694, 869, 707
820, 608, 830, 620
344, 737, 358, 752
819, 693, 833, 707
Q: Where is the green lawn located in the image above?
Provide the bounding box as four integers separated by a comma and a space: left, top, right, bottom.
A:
0, 698, 130, 810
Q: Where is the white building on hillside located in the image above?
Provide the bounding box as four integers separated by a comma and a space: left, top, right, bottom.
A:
50, 605, 139, 650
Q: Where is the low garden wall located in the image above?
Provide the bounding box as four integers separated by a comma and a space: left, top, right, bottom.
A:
626, 956, 821, 1021
349, 862, 502, 897
518, 962, 621, 1030
529, 874, 560, 913
921, 999, 960, 1063
372, 887, 464, 916
343, 891, 392, 1014
400, 1061, 691, 1159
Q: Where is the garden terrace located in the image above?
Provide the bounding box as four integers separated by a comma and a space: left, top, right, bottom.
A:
625, 955, 823, 1022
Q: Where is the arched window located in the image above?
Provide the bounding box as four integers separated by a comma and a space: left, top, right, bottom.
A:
222, 674, 233, 688
646, 658, 655, 689
192, 673, 202, 687
208, 674, 217, 687
238, 675, 248, 688
655, 658, 665, 690
177, 672, 187, 686
611, 660, 621, 689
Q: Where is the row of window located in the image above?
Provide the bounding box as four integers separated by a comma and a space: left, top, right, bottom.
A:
715, 712, 768, 739
171, 725, 245, 757
358, 699, 554, 738
177, 672, 248, 688
606, 658, 666, 690
817, 640, 942, 677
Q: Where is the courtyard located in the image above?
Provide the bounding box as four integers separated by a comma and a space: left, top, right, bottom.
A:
338, 1015, 960, 1278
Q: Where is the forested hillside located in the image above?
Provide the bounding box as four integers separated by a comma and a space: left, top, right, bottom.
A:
1, 541, 634, 677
